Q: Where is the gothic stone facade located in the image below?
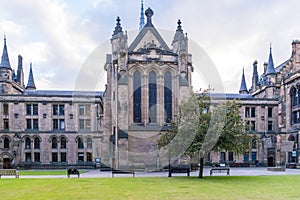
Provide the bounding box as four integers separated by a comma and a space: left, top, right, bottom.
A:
103, 8, 193, 169
2, 7, 300, 169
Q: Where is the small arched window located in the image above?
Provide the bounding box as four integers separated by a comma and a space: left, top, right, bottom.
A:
61, 137, 67, 149
4, 137, 9, 149
52, 137, 57, 149
34, 138, 40, 149
25, 138, 31, 149
78, 138, 84, 149
87, 138, 92, 149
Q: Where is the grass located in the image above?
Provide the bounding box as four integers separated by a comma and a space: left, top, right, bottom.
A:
1, 176, 300, 200
18, 170, 87, 176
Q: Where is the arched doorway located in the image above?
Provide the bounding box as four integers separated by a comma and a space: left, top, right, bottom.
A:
1, 154, 12, 169
267, 151, 275, 167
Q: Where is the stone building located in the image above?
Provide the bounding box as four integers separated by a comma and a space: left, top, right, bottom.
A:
1, 2, 300, 170
0, 36, 104, 169
102, 7, 193, 169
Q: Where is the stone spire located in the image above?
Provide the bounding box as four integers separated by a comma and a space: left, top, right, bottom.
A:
17, 55, 24, 87
112, 17, 123, 37
139, 0, 145, 31
172, 19, 185, 44
26, 63, 36, 90
144, 7, 154, 27
0, 35, 12, 69
265, 45, 276, 75
251, 60, 259, 92
239, 68, 248, 94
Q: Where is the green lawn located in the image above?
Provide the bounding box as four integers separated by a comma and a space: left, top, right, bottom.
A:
18, 170, 87, 176
1, 176, 300, 200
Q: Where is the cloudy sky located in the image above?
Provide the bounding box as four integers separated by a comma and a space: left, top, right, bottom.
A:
0, 0, 300, 93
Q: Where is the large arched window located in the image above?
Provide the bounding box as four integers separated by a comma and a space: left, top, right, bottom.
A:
164, 71, 172, 122
4, 137, 9, 149
133, 71, 142, 123
149, 71, 157, 123
78, 138, 84, 149
34, 138, 40, 149
52, 137, 57, 149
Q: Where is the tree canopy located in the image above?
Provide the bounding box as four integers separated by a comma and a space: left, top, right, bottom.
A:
157, 90, 253, 178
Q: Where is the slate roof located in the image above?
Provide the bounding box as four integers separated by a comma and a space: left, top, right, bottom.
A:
128, 8, 171, 52
26, 63, 36, 90
0, 36, 11, 69
265, 47, 276, 75
239, 68, 248, 93
23, 90, 104, 98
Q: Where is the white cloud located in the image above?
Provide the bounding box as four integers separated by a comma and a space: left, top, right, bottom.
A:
0, 0, 300, 92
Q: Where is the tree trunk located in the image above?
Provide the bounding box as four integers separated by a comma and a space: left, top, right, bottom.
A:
198, 157, 204, 178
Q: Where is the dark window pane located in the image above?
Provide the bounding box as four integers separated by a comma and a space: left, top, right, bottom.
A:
164, 71, 172, 122
4, 137, 9, 148
133, 71, 142, 123
32, 104, 38, 115
149, 71, 157, 123
59, 105, 65, 116
53, 105, 58, 115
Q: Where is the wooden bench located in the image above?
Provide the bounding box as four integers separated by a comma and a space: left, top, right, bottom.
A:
112, 169, 135, 177
169, 167, 190, 177
210, 167, 230, 176
67, 168, 80, 178
0, 169, 19, 178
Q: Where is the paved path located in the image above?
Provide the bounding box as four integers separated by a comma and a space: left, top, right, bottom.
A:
7, 167, 300, 179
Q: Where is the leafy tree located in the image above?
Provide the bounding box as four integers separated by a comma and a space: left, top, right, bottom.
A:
158, 90, 252, 178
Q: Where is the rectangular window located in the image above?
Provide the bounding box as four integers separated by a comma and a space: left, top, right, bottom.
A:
251, 107, 255, 118
79, 104, 91, 116
53, 119, 65, 130
3, 103, 8, 115
251, 152, 257, 161
34, 153, 40, 162
228, 152, 234, 162
27, 119, 39, 130
268, 107, 273, 118
53, 105, 58, 115
220, 152, 226, 162
244, 153, 249, 161
79, 105, 85, 115
25, 153, 32, 163
245, 107, 250, 117
26, 104, 31, 115
3, 119, 9, 130
61, 152, 67, 162
78, 153, 84, 162
59, 105, 65, 116
52, 153, 58, 162
27, 119, 32, 129
268, 121, 273, 131
245, 107, 255, 118
79, 119, 91, 130
250, 121, 256, 131
86, 119, 91, 130
79, 119, 85, 129
26, 104, 38, 115
53, 104, 65, 116
33, 104, 38, 115
33, 119, 38, 129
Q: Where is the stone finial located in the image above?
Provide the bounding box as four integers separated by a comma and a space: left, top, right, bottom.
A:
145, 7, 154, 27
177, 19, 183, 33
112, 17, 123, 36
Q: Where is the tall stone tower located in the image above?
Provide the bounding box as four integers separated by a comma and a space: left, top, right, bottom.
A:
103, 8, 193, 170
